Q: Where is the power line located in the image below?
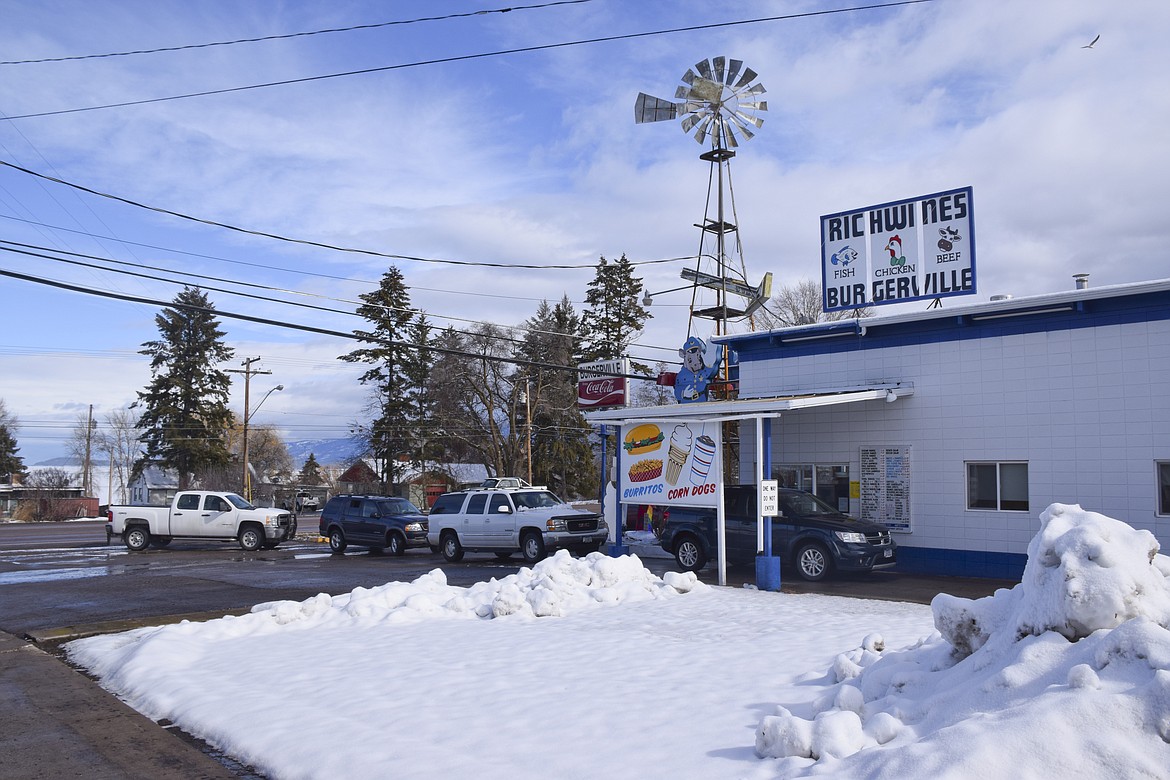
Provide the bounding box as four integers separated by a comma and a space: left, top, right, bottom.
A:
0, 266, 656, 381
0, 159, 683, 270
0, 213, 614, 305
0, 239, 678, 358
0, 1, 935, 122
0, 2, 593, 66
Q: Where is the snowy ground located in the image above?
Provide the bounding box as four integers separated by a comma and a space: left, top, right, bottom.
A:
69, 504, 1170, 779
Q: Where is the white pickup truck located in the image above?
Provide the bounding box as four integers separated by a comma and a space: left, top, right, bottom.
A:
107, 491, 297, 552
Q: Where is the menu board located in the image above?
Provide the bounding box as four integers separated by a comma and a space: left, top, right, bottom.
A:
860, 446, 912, 532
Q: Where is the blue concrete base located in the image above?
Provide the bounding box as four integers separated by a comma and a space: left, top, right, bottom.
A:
608, 543, 631, 557
755, 555, 782, 591
894, 545, 1027, 580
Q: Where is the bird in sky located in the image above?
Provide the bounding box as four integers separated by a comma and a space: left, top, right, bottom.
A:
1083, 34, 1101, 49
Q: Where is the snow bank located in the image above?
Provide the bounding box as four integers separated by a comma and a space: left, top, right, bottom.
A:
755, 503, 1170, 777
68, 550, 704, 687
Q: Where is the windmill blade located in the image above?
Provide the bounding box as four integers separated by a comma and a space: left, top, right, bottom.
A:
723, 120, 740, 148
727, 112, 757, 140
733, 66, 758, 89
691, 113, 716, 144
735, 82, 767, 98
634, 93, 679, 123
695, 58, 713, 80
713, 56, 726, 85
680, 112, 703, 134
681, 68, 697, 85
732, 109, 765, 130
726, 59, 743, 86
738, 100, 768, 114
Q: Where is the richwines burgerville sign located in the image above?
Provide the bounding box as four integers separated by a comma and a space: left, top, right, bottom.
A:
820, 186, 977, 312
577, 358, 629, 409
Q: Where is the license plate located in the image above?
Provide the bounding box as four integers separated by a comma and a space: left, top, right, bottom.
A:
884, 548, 893, 558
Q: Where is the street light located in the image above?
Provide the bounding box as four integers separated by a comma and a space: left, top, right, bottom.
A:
243, 384, 283, 502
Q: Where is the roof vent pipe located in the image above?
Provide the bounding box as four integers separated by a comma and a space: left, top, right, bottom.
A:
990, 294, 1013, 302
1074, 273, 1090, 290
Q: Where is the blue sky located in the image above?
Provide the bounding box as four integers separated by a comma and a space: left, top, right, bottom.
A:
1, 0, 1164, 464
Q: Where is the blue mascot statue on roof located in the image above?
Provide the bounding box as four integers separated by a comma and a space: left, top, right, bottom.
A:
674, 335, 724, 404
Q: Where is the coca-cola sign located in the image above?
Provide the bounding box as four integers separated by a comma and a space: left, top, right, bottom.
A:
578, 376, 627, 408
577, 359, 628, 409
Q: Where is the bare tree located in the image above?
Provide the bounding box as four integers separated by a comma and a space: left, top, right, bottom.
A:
66, 408, 99, 496
22, 467, 75, 521
96, 407, 142, 506
755, 279, 871, 328
631, 361, 674, 407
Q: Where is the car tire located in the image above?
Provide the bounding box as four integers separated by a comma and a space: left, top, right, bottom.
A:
673, 535, 707, 571
387, 532, 407, 557
124, 526, 150, 552
794, 541, 832, 582
441, 531, 464, 562
328, 528, 347, 554
238, 525, 265, 552
521, 531, 546, 564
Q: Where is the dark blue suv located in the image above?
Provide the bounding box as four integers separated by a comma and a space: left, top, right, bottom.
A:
319, 495, 429, 556
657, 486, 896, 581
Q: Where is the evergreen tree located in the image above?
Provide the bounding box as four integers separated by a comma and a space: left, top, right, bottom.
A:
298, 453, 323, 485
401, 312, 438, 464
339, 267, 421, 486
580, 254, 652, 372
515, 297, 597, 497
134, 287, 235, 489
0, 399, 25, 479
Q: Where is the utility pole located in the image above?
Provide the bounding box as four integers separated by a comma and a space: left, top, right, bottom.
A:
82, 404, 94, 497
227, 357, 271, 502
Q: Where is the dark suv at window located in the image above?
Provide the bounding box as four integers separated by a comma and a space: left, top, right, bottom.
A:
657, 486, 896, 581
319, 495, 429, 555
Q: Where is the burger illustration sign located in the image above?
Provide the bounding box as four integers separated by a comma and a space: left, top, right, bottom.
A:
619, 420, 721, 508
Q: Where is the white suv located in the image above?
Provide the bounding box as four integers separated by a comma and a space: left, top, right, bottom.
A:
427, 487, 607, 563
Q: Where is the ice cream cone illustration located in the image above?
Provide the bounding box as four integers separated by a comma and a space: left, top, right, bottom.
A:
664, 424, 692, 485
689, 435, 716, 485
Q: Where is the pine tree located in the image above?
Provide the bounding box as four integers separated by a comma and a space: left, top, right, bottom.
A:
298, 453, 323, 485
580, 254, 652, 372
339, 267, 419, 487
516, 296, 597, 497
134, 287, 235, 489
401, 312, 438, 464
0, 399, 25, 479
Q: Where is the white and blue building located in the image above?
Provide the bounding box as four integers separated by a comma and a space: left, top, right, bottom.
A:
717, 278, 1170, 579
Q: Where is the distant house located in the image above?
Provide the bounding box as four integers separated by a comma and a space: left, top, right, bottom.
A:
400, 462, 490, 509
335, 459, 490, 508
127, 467, 180, 506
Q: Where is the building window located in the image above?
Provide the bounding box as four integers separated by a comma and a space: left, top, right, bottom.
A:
967, 462, 1029, 511
774, 464, 851, 512
1159, 462, 1170, 516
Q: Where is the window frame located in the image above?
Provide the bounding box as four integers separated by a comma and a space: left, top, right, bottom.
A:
966, 461, 1030, 512
1157, 461, 1170, 516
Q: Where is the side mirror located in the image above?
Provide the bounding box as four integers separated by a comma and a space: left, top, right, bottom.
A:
497, 505, 512, 514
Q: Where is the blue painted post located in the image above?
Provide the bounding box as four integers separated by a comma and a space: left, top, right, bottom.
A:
754, 417, 781, 590
763, 417, 773, 556
608, 424, 629, 556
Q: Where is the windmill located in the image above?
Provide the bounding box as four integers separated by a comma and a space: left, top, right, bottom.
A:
635, 57, 773, 395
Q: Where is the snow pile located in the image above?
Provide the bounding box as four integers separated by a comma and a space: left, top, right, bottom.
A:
69, 550, 703, 688
755, 503, 1170, 777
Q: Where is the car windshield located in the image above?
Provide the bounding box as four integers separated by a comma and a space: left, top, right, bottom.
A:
375, 499, 421, 516
226, 494, 255, 510
779, 492, 840, 517
511, 491, 564, 509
